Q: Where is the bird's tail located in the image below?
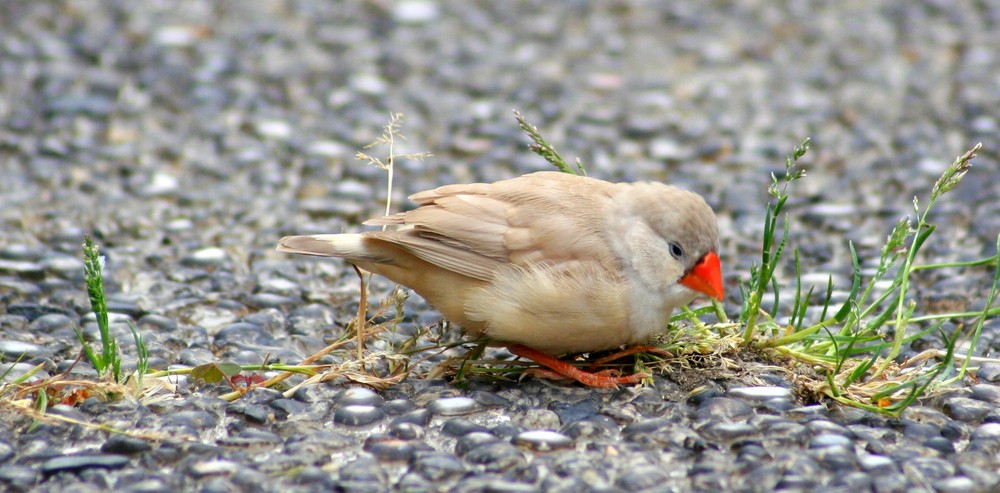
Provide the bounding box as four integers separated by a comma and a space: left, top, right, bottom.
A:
276, 234, 393, 262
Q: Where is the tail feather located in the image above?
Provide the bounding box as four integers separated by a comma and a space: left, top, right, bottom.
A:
276, 234, 393, 262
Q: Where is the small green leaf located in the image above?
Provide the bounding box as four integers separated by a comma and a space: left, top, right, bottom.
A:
190, 362, 243, 385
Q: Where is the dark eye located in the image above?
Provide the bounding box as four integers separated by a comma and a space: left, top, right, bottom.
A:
668, 242, 684, 260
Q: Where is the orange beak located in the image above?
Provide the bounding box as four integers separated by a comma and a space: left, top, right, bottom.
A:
679, 250, 724, 301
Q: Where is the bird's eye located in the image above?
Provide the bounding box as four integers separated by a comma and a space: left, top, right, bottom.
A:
669, 242, 684, 259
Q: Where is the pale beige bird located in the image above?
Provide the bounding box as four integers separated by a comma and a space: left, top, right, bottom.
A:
278, 171, 723, 387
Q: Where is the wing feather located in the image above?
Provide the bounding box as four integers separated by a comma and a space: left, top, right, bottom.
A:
360, 172, 622, 281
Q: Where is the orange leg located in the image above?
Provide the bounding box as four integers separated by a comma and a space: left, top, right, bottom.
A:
585, 345, 672, 371
506, 344, 649, 388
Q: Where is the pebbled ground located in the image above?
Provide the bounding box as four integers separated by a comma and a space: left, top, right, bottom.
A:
1, 1, 999, 492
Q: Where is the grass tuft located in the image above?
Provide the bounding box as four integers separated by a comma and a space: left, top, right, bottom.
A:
351, 113, 430, 366
513, 110, 586, 176
741, 142, 997, 415
79, 235, 120, 381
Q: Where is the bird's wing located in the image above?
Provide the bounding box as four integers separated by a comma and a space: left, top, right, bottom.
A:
364, 172, 620, 281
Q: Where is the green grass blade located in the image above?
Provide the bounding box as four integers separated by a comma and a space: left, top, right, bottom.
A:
833, 242, 861, 323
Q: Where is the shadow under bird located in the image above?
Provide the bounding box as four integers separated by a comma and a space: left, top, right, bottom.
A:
277, 171, 723, 387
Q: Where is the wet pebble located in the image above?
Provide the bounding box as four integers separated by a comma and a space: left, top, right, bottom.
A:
409, 451, 465, 481
254, 119, 292, 140
333, 405, 385, 426
728, 386, 794, 404
550, 397, 601, 424
137, 314, 179, 332
0, 441, 13, 463
40, 254, 84, 278
383, 398, 416, 415
337, 387, 385, 407
901, 420, 940, 440
428, 396, 479, 416
513, 409, 560, 430
0, 245, 40, 261
0, 259, 44, 278
900, 406, 951, 427
971, 422, 1000, 442
805, 420, 852, 437
394, 0, 440, 24
786, 405, 829, 419
6, 303, 74, 321
859, 453, 898, 475
455, 432, 501, 457
976, 362, 1000, 382
560, 415, 618, 440
924, 436, 956, 454
392, 408, 433, 427
256, 277, 302, 297
970, 383, 1000, 404
461, 441, 526, 472
364, 434, 419, 462
490, 423, 522, 440
246, 293, 296, 310
178, 347, 215, 366
187, 459, 240, 478
932, 476, 979, 493
41, 454, 129, 476
810, 433, 854, 449
512, 430, 573, 451
697, 397, 754, 421
183, 305, 241, 333
0, 279, 41, 297
615, 466, 670, 491
388, 422, 425, 441
240, 308, 286, 333
287, 304, 336, 334
0, 466, 37, 491
162, 410, 220, 432
811, 444, 858, 472
830, 471, 874, 490
442, 418, 490, 437
213, 322, 275, 347
139, 172, 179, 196
270, 398, 311, 418
942, 397, 994, 422
699, 422, 759, 442
182, 247, 229, 267
338, 456, 386, 484
903, 457, 956, 485
0, 340, 54, 360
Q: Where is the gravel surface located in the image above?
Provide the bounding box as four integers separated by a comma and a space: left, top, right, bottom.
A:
2, 1, 999, 492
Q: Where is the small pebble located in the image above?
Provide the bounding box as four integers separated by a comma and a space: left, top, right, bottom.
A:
41, 454, 129, 475
728, 386, 794, 403
393, 0, 440, 24
428, 397, 479, 416
943, 397, 994, 422
0, 340, 54, 360
364, 435, 417, 462
512, 430, 573, 451
408, 452, 465, 481
182, 247, 228, 267
337, 387, 385, 407
333, 405, 385, 426
188, 459, 240, 478
442, 418, 490, 437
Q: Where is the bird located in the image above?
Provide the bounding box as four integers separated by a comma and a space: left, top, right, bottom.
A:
277, 171, 723, 387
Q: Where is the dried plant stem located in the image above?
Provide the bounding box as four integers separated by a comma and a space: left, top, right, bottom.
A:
353, 264, 369, 368
217, 336, 357, 401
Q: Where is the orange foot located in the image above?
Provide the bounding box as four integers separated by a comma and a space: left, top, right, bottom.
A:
506, 344, 650, 388
585, 345, 671, 370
